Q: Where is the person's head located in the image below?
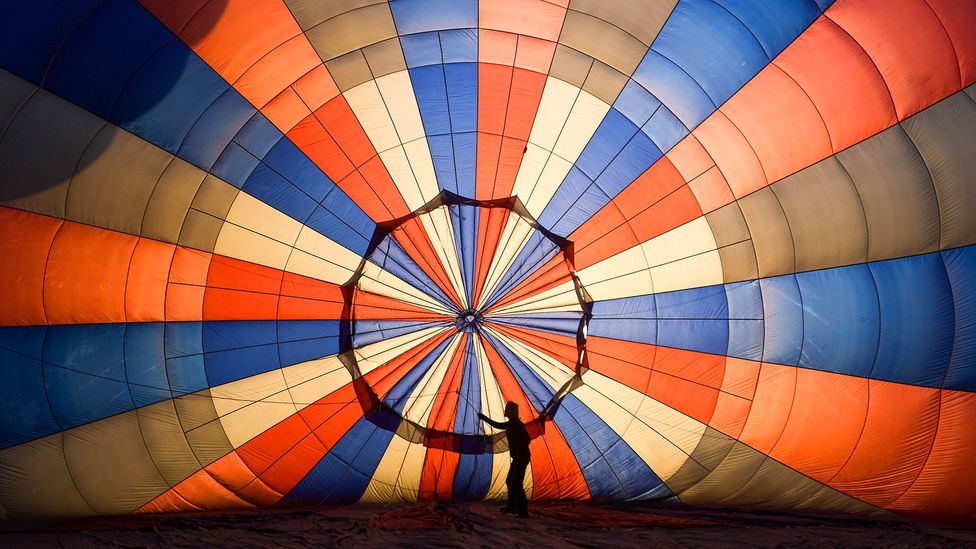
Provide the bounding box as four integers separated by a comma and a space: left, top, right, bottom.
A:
504, 401, 519, 420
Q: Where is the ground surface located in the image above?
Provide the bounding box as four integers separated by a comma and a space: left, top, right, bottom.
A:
2, 500, 974, 548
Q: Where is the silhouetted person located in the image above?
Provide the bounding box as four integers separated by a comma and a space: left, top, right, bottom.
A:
479, 402, 530, 518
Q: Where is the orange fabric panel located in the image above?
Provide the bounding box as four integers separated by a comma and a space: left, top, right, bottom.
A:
926, 0, 976, 87
514, 36, 556, 74
490, 324, 577, 369
44, 221, 137, 325
125, 238, 175, 322
720, 357, 761, 400
367, 331, 455, 399
732, 363, 796, 456
165, 284, 205, 321
315, 97, 377, 169
168, 246, 212, 285
767, 368, 868, 484
492, 137, 529, 199
652, 346, 724, 390
827, 0, 959, 120
586, 338, 655, 395
720, 64, 832, 187
574, 184, 702, 270
293, 65, 340, 112
277, 296, 344, 320
288, 114, 356, 181
137, 488, 203, 514
686, 167, 733, 215
0, 207, 61, 326
419, 447, 461, 501
136, 0, 207, 33
887, 390, 976, 524
202, 451, 283, 506
262, 86, 310, 133
774, 16, 897, 153
647, 369, 720, 425
667, 133, 713, 181
208, 254, 284, 294
472, 206, 512, 306
166, 247, 212, 321
486, 255, 569, 313
358, 156, 411, 220
235, 33, 321, 108
479, 0, 566, 42
708, 392, 752, 440
203, 254, 283, 318
693, 110, 766, 199
829, 380, 939, 507
394, 218, 464, 309
259, 434, 329, 496
480, 29, 518, 66
476, 133, 503, 200
427, 334, 469, 432
170, 469, 258, 511
352, 290, 450, 321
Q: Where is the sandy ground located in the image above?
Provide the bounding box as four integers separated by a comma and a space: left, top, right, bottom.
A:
2, 500, 974, 548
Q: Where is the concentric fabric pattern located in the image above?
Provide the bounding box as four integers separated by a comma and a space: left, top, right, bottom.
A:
0, 0, 974, 526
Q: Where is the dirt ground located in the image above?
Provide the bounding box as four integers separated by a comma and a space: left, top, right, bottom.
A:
2, 500, 974, 548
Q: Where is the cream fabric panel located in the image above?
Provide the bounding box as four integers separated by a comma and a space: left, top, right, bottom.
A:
358, 261, 456, 314
418, 208, 468, 305
355, 326, 450, 377
344, 72, 439, 211
489, 280, 582, 315
478, 215, 538, 309
512, 78, 610, 218
401, 335, 463, 426
359, 433, 426, 503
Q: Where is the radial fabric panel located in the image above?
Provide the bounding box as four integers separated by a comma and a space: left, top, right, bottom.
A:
1, 0, 975, 526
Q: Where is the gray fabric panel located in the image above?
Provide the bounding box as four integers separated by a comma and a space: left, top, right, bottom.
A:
582, 60, 627, 105
667, 427, 735, 494
142, 157, 208, 244
735, 188, 794, 278
549, 44, 592, 88
137, 400, 207, 487
837, 125, 940, 262
284, 0, 382, 31
718, 240, 759, 284
568, 0, 676, 46
178, 209, 224, 253
771, 156, 868, 273
363, 37, 407, 79
66, 126, 170, 235
0, 435, 93, 519
173, 392, 233, 467
559, 10, 648, 75
326, 50, 374, 92
191, 175, 239, 220
901, 89, 976, 250
0, 70, 37, 138
62, 412, 170, 514
706, 203, 751, 248
0, 91, 105, 218
302, 3, 397, 62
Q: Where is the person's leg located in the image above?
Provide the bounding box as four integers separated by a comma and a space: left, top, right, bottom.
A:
502, 463, 516, 512
513, 459, 529, 517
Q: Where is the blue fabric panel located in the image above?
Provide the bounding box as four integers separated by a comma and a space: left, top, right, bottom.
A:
536, 167, 592, 231
429, 134, 459, 193
164, 322, 208, 395
551, 184, 610, 237
202, 320, 279, 386
124, 322, 170, 407
285, 417, 395, 505
614, 82, 662, 128
445, 63, 477, 133
595, 132, 663, 198
795, 264, 879, 376
353, 320, 449, 348
453, 131, 478, 198
384, 336, 456, 409
177, 88, 254, 170
370, 238, 458, 311
651, 0, 769, 106
491, 314, 583, 338
481, 332, 554, 412
202, 321, 277, 354
553, 395, 669, 500
591, 295, 657, 318
455, 338, 482, 436
278, 320, 342, 366
483, 232, 560, 308
242, 162, 317, 223
305, 201, 370, 257
727, 281, 765, 361
234, 113, 281, 159
43, 324, 133, 430
212, 142, 261, 188
760, 276, 803, 365
454, 453, 492, 500
0, 327, 59, 448
451, 204, 479, 305
869, 253, 953, 386
44, 0, 173, 120
113, 40, 231, 153
714, 0, 821, 59
412, 65, 451, 135
0, 0, 100, 83
589, 318, 657, 346
943, 246, 976, 391
643, 105, 688, 153
575, 110, 639, 180
391, 0, 477, 34
440, 29, 478, 64
656, 285, 729, 319
657, 320, 729, 355
401, 32, 442, 68
263, 139, 332, 202
631, 50, 715, 129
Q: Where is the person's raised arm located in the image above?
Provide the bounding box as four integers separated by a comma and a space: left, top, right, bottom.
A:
478, 412, 508, 430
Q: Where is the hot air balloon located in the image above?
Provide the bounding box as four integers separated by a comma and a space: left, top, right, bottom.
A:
0, 0, 974, 528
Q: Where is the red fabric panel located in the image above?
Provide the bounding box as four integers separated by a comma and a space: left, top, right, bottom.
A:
394, 218, 465, 309
472, 206, 512, 306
